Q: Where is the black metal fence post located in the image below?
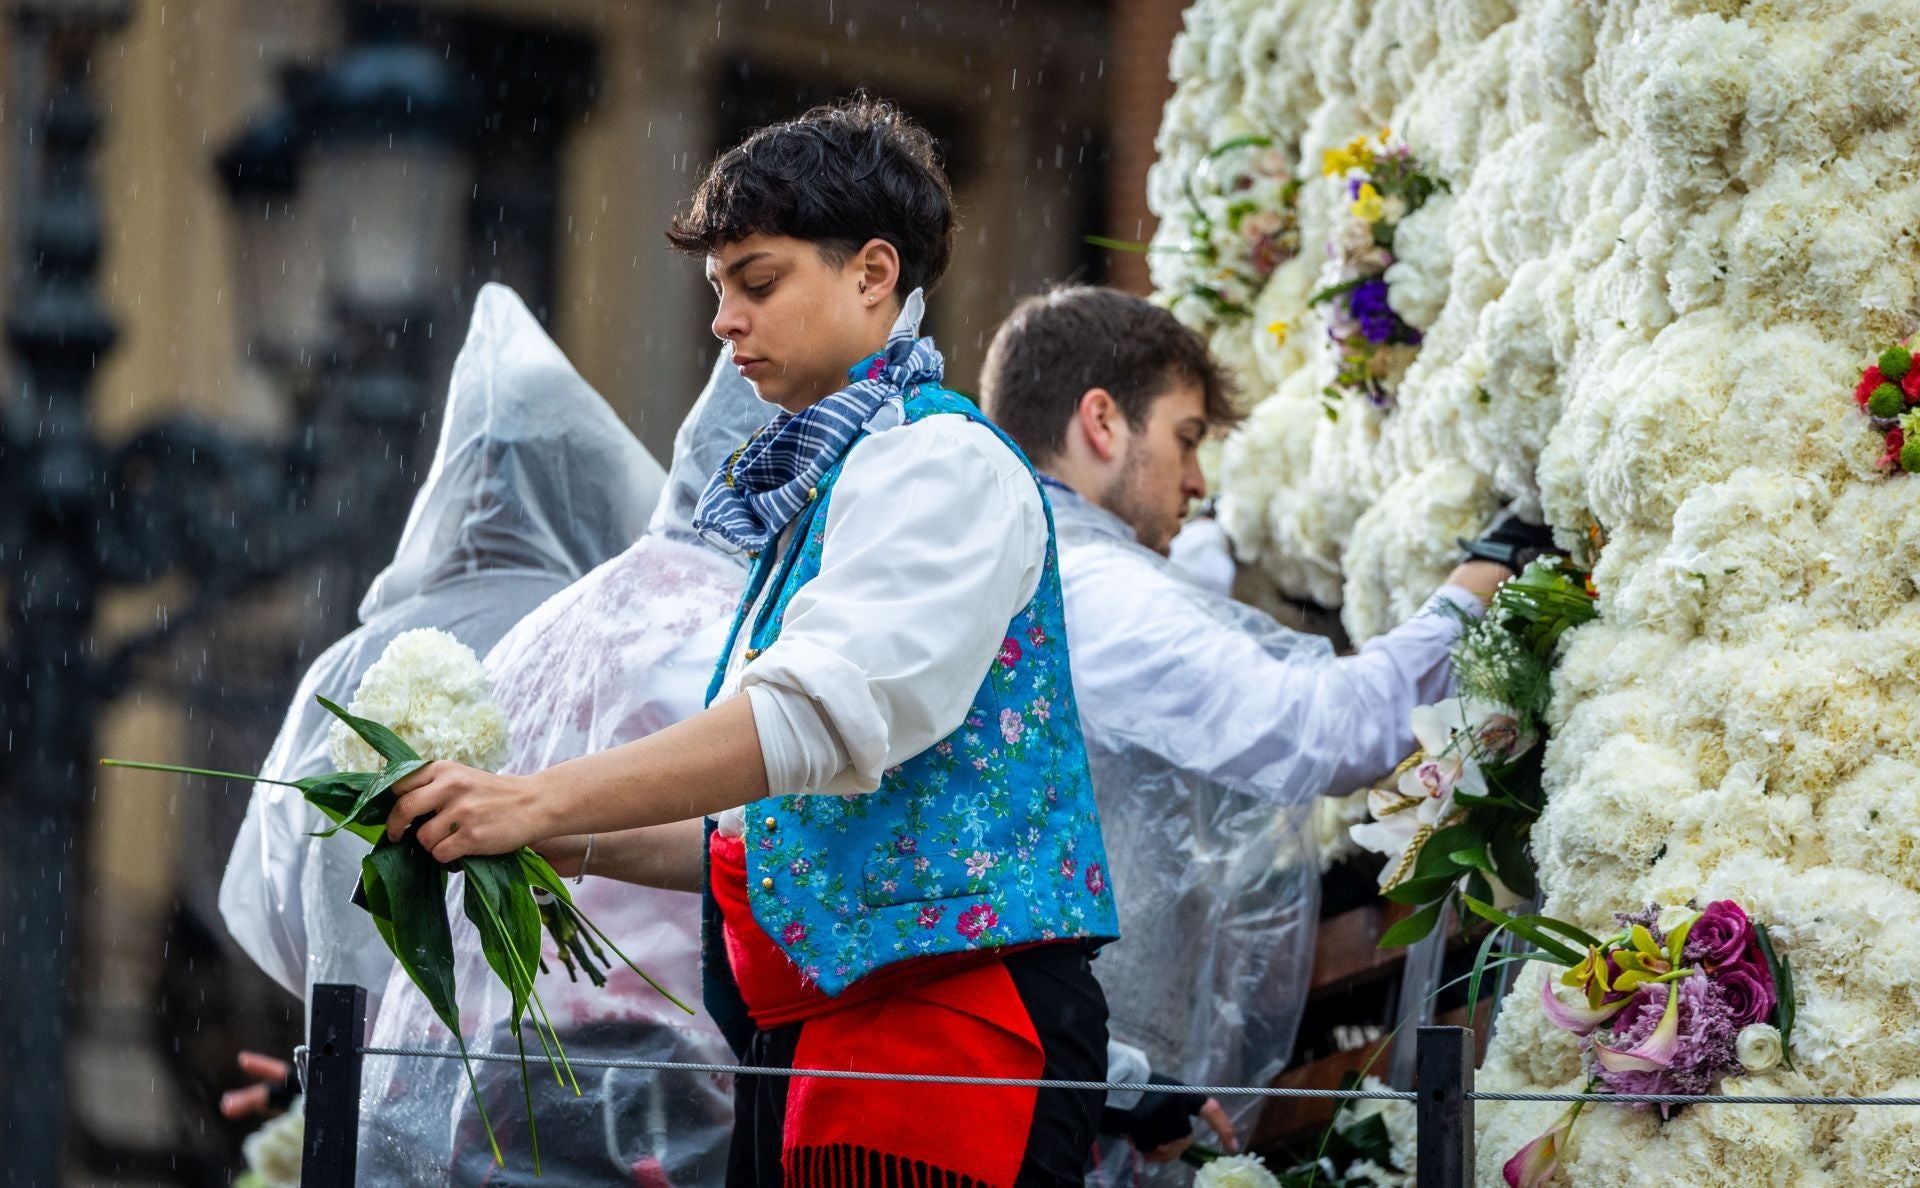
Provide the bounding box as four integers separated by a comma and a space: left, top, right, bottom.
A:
1416, 1025, 1474, 1188
303, 983, 367, 1188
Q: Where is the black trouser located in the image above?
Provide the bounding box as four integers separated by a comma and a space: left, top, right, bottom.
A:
729, 943, 1109, 1188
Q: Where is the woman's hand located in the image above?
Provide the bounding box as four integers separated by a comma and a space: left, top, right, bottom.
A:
386, 762, 552, 863
531, 833, 591, 878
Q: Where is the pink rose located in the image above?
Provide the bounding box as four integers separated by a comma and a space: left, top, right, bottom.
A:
997, 637, 1022, 667
1684, 900, 1755, 970
916, 905, 945, 929
781, 923, 808, 946
1085, 862, 1106, 896
1715, 960, 1777, 1028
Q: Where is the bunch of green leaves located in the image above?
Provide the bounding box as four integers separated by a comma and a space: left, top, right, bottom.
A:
1451, 559, 1598, 732
104, 696, 690, 1173
1375, 560, 1597, 948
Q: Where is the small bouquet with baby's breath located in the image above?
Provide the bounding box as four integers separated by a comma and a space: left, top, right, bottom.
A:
107, 628, 686, 1174
1348, 559, 1598, 946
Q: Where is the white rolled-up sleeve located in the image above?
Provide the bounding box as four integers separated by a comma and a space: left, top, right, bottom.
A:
739, 415, 1047, 797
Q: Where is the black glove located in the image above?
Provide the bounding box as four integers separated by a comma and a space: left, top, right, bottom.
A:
1099, 1073, 1209, 1151
1458, 506, 1559, 573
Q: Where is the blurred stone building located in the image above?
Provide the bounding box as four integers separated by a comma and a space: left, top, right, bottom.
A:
0, 0, 1186, 1181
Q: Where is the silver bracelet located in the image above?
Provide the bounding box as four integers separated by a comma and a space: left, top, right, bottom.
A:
575, 833, 595, 885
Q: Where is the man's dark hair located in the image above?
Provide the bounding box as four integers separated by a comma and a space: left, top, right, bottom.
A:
981, 286, 1240, 464
665, 95, 954, 297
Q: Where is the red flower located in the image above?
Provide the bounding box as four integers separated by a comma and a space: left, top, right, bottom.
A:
916, 905, 945, 929
955, 904, 999, 940
1857, 365, 1887, 408
1903, 366, 1920, 401
1882, 427, 1906, 470
1085, 862, 1106, 896
1059, 857, 1077, 879
781, 923, 808, 946
1026, 625, 1048, 648
997, 637, 1022, 668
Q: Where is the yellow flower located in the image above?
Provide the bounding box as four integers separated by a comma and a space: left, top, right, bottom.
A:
1321, 133, 1377, 177
1351, 182, 1386, 222
1267, 320, 1289, 345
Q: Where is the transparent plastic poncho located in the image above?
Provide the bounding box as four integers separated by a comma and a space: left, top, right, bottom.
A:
356, 348, 775, 1186
1049, 492, 1355, 1182
218, 283, 664, 1025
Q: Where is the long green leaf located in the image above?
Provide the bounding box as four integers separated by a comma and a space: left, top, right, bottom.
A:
1754, 922, 1796, 1068
1459, 896, 1594, 965
310, 756, 427, 839
359, 839, 503, 1166
316, 695, 420, 764
99, 758, 303, 788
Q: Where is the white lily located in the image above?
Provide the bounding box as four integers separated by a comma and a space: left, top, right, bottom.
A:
1349, 698, 1497, 887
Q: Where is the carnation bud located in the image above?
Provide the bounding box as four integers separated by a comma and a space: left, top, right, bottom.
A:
1870, 383, 1905, 418
1902, 439, 1920, 474
1881, 346, 1913, 381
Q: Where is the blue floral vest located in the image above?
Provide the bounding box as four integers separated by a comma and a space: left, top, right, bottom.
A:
701, 387, 1118, 1040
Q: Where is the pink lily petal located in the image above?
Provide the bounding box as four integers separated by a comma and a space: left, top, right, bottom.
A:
1539, 980, 1629, 1037
1504, 1103, 1581, 1188
1593, 983, 1683, 1072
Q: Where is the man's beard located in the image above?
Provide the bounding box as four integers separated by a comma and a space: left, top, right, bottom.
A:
1101, 445, 1173, 555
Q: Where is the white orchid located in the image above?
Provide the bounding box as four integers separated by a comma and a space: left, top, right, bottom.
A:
1349, 698, 1520, 887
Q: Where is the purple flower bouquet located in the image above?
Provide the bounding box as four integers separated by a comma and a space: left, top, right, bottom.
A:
1493, 899, 1798, 1187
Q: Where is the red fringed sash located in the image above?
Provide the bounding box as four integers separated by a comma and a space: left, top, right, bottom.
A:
711, 833, 1046, 1187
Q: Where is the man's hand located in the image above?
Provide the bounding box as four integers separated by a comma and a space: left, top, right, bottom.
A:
1444, 558, 1513, 602
386, 762, 551, 863
1142, 1097, 1239, 1162
218, 1050, 294, 1120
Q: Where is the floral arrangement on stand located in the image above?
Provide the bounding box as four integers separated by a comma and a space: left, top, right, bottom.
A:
106, 628, 684, 1172
1308, 130, 1445, 413
1188, 1078, 1414, 1188
1853, 338, 1920, 471
1478, 898, 1797, 1188
1349, 559, 1599, 945
1096, 135, 1300, 338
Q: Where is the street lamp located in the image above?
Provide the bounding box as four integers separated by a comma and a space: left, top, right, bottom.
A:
1, 13, 477, 1182
214, 85, 330, 382
306, 39, 474, 321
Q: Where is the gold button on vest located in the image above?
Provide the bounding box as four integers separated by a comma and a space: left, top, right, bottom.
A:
760, 877, 775, 891
764, 816, 778, 830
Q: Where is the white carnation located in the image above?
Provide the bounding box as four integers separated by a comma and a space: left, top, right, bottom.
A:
1154, 3, 1920, 1176
326, 627, 510, 773
1193, 1153, 1280, 1188
241, 1097, 304, 1188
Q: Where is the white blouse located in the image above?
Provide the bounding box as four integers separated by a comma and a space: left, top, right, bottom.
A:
716, 412, 1047, 830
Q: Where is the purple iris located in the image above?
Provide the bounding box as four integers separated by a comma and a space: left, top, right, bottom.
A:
1348, 279, 1408, 344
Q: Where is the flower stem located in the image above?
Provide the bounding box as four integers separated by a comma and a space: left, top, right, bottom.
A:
100, 758, 301, 788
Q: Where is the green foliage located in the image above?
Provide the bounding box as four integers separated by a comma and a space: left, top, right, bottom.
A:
104, 696, 693, 1173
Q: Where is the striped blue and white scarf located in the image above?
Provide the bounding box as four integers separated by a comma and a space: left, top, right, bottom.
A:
693, 289, 943, 554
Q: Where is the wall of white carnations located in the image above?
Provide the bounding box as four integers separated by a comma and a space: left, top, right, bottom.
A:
1150, 0, 1920, 1182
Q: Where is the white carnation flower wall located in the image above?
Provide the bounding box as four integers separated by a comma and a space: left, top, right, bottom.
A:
1154, 1, 1920, 1182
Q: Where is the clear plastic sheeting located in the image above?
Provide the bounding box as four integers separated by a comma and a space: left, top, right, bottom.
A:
1049, 491, 1353, 1181
357, 349, 771, 1186
218, 283, 661, 1024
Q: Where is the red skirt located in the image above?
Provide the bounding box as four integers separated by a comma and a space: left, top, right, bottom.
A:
710, 832, 1104, 1188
